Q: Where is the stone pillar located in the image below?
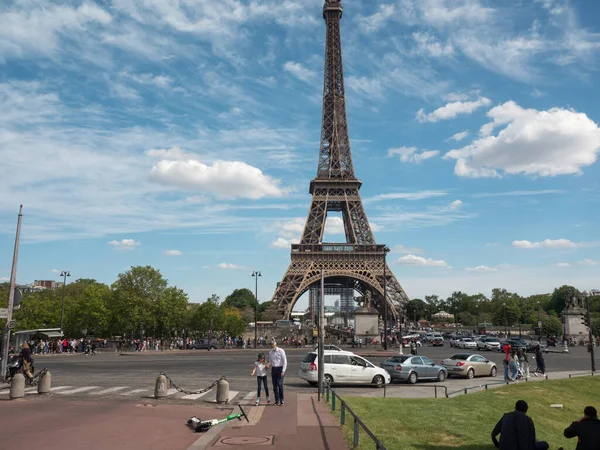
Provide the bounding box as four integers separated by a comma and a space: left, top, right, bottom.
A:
38, 371, 51, 394
154, 374, 168, 398
9, 373, 25, 399
216, 377, 229, 404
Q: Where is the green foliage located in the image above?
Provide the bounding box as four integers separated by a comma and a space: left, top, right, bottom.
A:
550, 285, 581, 313
456, 311, 477, 326
222, 288, 257, 311
260, 301, 280, 321
406, 299, 427, 320
591, 318, 600, 337
541, 315, 563, 337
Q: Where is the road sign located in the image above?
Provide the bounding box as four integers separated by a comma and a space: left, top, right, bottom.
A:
0, 308, 8, 319
7, 320, 15, 329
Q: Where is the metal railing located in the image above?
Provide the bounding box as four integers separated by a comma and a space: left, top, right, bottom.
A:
324, 384, 387, 450
568, 372, 596, 378
446, 380, 507, 397
382, 383, 447, 399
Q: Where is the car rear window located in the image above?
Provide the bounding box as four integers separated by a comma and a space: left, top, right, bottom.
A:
302, 353, 317, 363
450, 354, 470, 360
388, 356, 410, 363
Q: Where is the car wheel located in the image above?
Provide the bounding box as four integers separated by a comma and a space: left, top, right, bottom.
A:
490, 366, 497, 377
324, 374, 334, 385
437, 371, 446, 382
373, 375, 385, 387
408, 372, 418, 384
467, 368, 474, 379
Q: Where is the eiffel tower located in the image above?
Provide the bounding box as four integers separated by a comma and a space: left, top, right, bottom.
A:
270, 0, 410, 320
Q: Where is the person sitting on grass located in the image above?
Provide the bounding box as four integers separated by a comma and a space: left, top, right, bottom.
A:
491, 400, 549, 450
561, 406, 600, 450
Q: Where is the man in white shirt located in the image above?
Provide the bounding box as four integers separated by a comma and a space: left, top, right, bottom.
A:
268, 339, 287, 406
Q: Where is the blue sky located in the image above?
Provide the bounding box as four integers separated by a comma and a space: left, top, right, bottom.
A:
1, 0, 599, 310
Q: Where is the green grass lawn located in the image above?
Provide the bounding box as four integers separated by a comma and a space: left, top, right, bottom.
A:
331, 376, 600, 450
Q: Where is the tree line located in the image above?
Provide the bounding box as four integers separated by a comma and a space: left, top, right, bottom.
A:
406, 286, 600, 337
0, 265, 281, 339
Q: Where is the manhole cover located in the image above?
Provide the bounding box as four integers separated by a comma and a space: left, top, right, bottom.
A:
214, 435, 274, 446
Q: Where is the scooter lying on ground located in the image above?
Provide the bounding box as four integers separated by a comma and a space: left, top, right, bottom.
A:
187, 405, 249, 433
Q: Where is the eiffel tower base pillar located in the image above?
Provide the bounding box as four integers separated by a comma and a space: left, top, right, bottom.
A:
354, 308, 379, 346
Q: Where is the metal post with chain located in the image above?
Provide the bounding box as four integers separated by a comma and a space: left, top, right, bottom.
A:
159, 373, 220, 396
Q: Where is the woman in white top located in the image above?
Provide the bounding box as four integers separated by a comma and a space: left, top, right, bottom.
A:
251, 352, 270, 405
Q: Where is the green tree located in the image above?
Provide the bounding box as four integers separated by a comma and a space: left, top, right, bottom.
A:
456, 311, 477, 326
64, 280, 111, 337
406, 299, 427, 321
222, 288, 257, 311
190, 296, 222, 337
541, 315, 563, 337
260, 302, 281, 321
591, 318, 600, 338
154, 286, 190, 338
13, 288, 61, 330
221, 307, 247, 337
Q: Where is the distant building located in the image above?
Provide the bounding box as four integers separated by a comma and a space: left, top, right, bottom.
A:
33, 280, 63, 289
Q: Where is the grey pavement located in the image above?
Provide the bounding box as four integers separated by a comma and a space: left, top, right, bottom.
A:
1, 344, 594, 403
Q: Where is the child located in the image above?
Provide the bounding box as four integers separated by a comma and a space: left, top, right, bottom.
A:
251, 352, 270, 405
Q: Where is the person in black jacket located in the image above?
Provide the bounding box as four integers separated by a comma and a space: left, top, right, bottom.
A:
563, 406, 600, 450
491, 400, 549, 450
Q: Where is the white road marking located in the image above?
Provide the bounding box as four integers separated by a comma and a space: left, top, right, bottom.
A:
166, 388, 179, 396
243, 392, 256, 401
228, 390, 239, 402
92, 386, 129, 395
56, 386, 100, 395
50, 386, 72, 392
181, 391, 211, 400
120, 389, 148, 396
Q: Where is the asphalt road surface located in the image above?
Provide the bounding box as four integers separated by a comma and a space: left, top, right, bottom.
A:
2, 344, 596, 403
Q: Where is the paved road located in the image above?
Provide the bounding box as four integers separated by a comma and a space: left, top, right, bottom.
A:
2, 344, 595, 403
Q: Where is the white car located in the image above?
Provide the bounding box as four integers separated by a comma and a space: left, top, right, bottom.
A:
299, 350, 391, 387
458, 338, 477, 349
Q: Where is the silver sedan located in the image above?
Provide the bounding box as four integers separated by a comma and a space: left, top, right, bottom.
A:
381, 355, 448, 384
441, 353, 498, 379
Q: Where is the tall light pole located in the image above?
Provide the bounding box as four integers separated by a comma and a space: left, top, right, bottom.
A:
251, 271, 261, 349
59, 271, 70, 332
583, 291, 596, 373
318, 271, 325, 401
537, 301, 541, 342
382, 246, 390, 350
503, 302, 507, 336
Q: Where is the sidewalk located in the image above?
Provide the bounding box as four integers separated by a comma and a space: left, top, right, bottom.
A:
191, 392, 349, 450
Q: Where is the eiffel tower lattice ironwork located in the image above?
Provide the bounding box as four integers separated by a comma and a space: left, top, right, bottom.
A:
270, 0, 410, 320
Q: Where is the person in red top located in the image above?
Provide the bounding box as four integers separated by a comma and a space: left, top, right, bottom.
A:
502, 343, 512, 382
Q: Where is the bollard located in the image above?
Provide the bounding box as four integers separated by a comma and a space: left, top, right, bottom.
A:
154, 374, 168, 399
216, 376, 229, 404
9, 373, 25, 399
38, 371, 51, 394
563, 341, 569, 353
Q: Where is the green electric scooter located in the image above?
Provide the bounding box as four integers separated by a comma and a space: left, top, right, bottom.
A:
187, 405, 249, 433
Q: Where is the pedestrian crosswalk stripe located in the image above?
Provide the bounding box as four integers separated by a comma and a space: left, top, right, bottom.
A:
228, 391, 239, 402
180, 391, 211, 400
56, 386, 100, 395
92, 387, 129, 395
50, 386, 72, 392
243, 392, 256, 401
120, 388, 148, 396
166, 388, 179, 396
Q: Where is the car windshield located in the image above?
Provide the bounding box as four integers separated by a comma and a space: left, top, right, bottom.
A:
302, 353, 317, 363
449, 354, 470, 360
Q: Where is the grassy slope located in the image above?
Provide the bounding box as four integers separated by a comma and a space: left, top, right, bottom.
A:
332, 376, 600, 450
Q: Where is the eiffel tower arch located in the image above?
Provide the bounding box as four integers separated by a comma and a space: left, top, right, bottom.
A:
270, 0, 410, 320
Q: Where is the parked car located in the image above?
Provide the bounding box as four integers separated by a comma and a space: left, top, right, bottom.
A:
299, 350, 391, 387
431, 336, 444, 347
380, 355, 447, 384
477, 337, 501, 351
449, 337, 461, 347
441, 353, 498, 379
313, 345, 343, 352
458, 338, 477, 349
498, 339, 528, 352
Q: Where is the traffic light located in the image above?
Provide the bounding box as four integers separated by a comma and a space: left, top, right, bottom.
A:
582, 314, 591, 328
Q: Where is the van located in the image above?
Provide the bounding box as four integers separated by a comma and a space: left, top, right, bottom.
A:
298, 350, 390, 387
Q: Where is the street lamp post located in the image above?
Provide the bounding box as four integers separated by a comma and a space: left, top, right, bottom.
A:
537, 301, 541, 342
59, 271, 70, 332
382, 246, 390, 350
251, 271, 261, 349
583, 291, 596, 373
503, 302, 507, 336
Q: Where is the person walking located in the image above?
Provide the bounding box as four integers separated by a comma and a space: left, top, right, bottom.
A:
491, 400, 549, 450
510, 348, 520, 381
533, 345, 546, 376
562, 406, 600, 450
517, 348, 530, 379
251, 353, 270, 406
268, 339, 287, 406
502, 342, 513, 382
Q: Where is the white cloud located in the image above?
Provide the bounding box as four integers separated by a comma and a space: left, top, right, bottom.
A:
416, 97, 491, 123
366, 190, 448, 203
324, 217, 345, 235
270, 218, 304, 249
579, 259, 597, 266
217, 263, 248, 270
392, 245, 423, 255
448, 200, 463, 210
450, 131, 469, 142
357, 4, 396, 32
486, 242, 501, 247
346, 76, 384, 99
412, 32, 454, 57
466, 265, 498, 273
512, 239, 578, 249
0, 277, 9, 282
164, 249, 182, 256
108, 238, 140, 250
396, 254, 449, 268
270, 237, 295, 249
445, 101, 600, 178
283, 62, 316, 82
554, 262, 571, 268
472, 190, 564, 198
119, 70, 173, 88
387, 147, 439, 163
149, 158, 284, 200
